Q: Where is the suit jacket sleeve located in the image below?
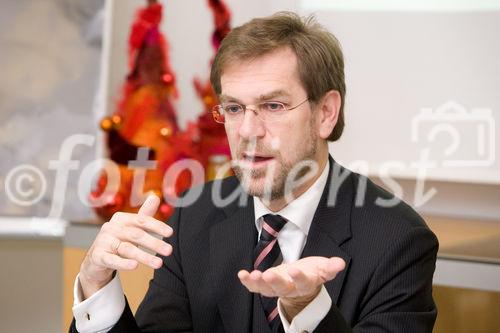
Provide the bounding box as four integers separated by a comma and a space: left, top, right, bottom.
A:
69, 203, 193, 333
314, 226, 438, 333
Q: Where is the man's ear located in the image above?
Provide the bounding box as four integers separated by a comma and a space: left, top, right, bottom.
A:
316, 90, 341, 140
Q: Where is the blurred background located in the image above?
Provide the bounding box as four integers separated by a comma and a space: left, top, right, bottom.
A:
0, 0, 499, 332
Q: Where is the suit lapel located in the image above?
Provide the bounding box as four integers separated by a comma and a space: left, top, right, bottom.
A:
301, 156, 353, 304
210, 195, 256, 333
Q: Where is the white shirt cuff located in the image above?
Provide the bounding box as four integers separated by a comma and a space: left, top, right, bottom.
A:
72, 272, 126, 333
278, 285, 332, 333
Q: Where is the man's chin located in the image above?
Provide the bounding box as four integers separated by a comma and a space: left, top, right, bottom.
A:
241, 185, 274, 200
235, 176, 284, 201
233, 166, 266, 181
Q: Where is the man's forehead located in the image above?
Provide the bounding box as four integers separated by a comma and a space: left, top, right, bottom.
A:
219, 48, 301, 101
222, 47, 298, 74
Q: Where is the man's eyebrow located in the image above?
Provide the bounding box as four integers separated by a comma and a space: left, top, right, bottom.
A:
256, 90, 291, 101
219, 94, 243, 103
219, 90, 291, 103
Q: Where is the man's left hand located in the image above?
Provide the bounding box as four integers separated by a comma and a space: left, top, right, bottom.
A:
238, 256, 345, 321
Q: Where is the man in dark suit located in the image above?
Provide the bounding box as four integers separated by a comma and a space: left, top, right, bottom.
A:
71, 12, 438, 333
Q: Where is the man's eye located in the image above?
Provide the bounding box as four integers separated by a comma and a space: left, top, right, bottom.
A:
263, 102, 285, 112
224, 104, 243, 114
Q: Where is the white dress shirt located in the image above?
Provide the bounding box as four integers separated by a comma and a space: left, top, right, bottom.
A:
73, 159, 331, 333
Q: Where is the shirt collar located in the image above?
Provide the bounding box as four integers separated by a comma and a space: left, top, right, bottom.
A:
253, 158, 330, 236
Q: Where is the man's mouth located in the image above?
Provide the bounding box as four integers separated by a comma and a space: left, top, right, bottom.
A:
241, 153, 274, 164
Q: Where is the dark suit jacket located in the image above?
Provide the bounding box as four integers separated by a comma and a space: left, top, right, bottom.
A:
70, 157, 438, 332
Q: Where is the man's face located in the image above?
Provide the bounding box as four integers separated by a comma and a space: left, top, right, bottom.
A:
220, 47, 323, 201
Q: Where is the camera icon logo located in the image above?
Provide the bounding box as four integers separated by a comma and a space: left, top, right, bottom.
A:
411, 101, 495, 167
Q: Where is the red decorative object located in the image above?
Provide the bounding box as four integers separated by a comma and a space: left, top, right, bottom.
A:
90, 0, 233, 222
207, 0, 232, 50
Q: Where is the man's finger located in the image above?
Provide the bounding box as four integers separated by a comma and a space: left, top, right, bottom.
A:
238, 270, 259, 293
100, 251, 138, 271
249, 270, 277, 297
138, 194, 161, 216
108, 211, 173, 239
135, 215, 173, 239
118, 226, 172, 257
318, 257, 346, 282
117, 241, 163, 269
238, 270, 252, 290
262, 269, 294, 295
239, 270, 270, 295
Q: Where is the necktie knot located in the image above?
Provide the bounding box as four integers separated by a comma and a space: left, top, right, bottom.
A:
260, 214, 287, 241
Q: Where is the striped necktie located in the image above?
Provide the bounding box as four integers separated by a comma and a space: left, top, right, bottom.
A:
253, 214, 288, 331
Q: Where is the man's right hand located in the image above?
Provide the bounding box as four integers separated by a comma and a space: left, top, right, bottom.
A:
78, 195, 173, 300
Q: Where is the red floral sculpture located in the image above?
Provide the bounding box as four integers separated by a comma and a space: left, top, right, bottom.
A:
90, 0, 232, 222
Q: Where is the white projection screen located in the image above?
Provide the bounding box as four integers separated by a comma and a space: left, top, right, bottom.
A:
276, 0, 500, 184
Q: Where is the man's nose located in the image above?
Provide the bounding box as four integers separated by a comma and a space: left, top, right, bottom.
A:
238, 109, 266, 139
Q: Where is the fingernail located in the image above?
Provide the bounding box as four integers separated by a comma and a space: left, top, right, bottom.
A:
153, 257, 163, 268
